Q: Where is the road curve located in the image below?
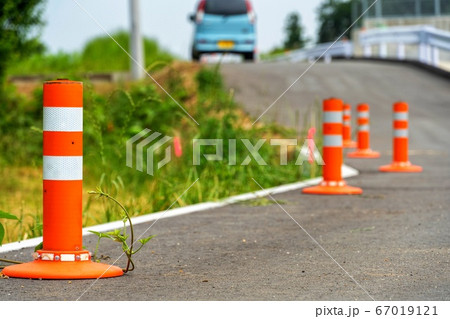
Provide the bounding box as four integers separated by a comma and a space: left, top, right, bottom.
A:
221, 60, 450, 152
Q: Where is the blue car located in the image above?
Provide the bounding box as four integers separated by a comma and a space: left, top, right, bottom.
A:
189, 0, 256, 61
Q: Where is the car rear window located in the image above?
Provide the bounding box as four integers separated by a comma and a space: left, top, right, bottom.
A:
204, 0, 247, 15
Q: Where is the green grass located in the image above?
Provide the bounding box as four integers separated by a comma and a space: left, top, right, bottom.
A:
7, 30, 172, 76
79, 65, 317, 215
0, 50, 322, 244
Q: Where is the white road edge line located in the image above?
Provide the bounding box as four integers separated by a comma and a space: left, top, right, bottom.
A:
0, 165, 359, 254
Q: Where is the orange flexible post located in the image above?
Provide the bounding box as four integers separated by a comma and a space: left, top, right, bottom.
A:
347, 103, 380, 158
2, 80, 123, 279
303, 98, 362, 195
342, 103, 357, 148
379, 102, 422, 173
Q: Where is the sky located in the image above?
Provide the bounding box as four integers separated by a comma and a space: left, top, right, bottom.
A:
40, 0, 322, 59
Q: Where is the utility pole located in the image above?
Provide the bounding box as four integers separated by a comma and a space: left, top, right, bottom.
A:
130, 0, 145, 80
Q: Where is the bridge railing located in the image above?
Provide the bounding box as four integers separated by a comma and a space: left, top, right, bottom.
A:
359, 25, 450, 66
268, 41, 353, 63
266, 25, 450, 70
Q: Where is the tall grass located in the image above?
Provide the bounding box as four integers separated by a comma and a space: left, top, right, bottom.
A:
7, 31, 172, 76
81, 65, 305, 211
1, 61, 321, 244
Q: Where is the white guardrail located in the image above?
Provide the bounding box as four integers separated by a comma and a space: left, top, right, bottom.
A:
359, 25, 450, 66
269, 26, 450, 68
269, 40, 353, 63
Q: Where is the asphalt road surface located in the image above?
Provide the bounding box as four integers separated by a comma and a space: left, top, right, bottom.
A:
1, 60, 449, 300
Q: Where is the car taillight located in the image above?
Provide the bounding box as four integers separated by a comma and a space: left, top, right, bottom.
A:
246, 0, 255, 24
196, 0, 206, 23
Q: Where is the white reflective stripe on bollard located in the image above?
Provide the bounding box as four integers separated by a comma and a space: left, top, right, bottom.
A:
323, 135, 343, 147
394, 129, 408, 138
393, 112, 408, 120
60, 254, 76, 262
43, 107, 83, 132
323, 111, 343, 123
358, 112, 369, 118
359, 124, 370, 132
43, 156, 83, 180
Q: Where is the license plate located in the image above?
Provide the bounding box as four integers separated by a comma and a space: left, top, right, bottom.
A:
218, 41, 234, 49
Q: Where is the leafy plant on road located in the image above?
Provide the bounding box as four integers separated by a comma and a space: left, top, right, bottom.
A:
0, 211, 19, 245
0, 211, 22, 270
88, 188, 155, 273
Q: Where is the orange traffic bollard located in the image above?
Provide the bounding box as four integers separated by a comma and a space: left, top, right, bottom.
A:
347, 103, 380, 158
342, 103, 357, 148
2, 80, 123, 279
303, 98, 362, 195
379, 102, 422, 173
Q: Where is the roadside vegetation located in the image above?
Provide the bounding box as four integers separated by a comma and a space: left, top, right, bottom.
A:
260, 12, 309, 60
1, 32, 321, 245
261, 1, 356, 59
7, 31, 173, 76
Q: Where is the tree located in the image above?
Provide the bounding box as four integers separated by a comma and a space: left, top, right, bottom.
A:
283, 12, 306, 50
317, 0, 353, 43
0, 0, 44, 93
